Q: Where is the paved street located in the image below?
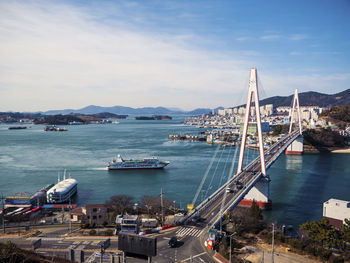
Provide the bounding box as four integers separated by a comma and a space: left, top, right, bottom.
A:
0, 224, 215, 263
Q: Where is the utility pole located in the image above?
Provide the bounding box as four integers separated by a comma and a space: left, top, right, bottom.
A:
271, 223, 275, 263
1, 193, 5, 233
229, 232, 236, 263
69, 199, 72, 233
160, 188, 164, 225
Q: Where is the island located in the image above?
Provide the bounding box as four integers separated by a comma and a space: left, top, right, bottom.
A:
135, 115, 172, 120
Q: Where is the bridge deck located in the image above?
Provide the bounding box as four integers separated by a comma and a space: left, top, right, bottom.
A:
181, 130, 301, 229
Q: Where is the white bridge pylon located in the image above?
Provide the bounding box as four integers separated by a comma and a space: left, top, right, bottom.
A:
289, 88, 302, 135
237, 67, 271, 208
286, 88, 304, 154
237, 67, 266, 176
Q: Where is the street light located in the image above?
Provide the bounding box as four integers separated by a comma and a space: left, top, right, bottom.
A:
134, 203, 138, 215
229, 232, 237, 263
173, 200, 176, 224
271, 223, 275, 263
145, 205, 151, 216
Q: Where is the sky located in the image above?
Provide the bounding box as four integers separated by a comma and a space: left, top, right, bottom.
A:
0, 0, 349, 112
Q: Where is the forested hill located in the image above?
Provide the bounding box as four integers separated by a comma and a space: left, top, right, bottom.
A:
259, 89, 350, 108
320, 105, 350, 123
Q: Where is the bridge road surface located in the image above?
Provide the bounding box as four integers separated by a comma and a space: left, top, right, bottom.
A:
184, 130, 301, 230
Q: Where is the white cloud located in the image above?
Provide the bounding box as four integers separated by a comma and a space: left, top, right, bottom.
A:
0, 2, 349, 112
289, 51, 302, 56
289, 34, 309, 41
0, 1, 251, 111
260, 34, 281, 40
236, 36, 252, 41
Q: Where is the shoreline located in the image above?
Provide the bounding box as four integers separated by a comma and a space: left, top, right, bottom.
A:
303, 145, 350, 154
331, 148, 350, 153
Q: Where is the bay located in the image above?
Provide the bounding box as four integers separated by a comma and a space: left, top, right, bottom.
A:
0, 118, 349, 228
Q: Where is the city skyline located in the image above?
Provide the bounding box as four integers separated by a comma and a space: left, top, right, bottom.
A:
1, 0, 349, 112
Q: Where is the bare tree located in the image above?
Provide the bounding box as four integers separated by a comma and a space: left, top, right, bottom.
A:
105, 195, 134, 215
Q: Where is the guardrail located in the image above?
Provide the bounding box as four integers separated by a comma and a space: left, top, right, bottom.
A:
181, 130, 301, 225
208, 131, 301, 227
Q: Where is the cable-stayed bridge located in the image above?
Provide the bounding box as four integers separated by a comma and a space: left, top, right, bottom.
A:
180, 67, 303, 231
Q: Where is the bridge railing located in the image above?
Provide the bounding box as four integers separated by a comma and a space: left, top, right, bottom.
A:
181, 130, 301, 225
208, 130, 301, 227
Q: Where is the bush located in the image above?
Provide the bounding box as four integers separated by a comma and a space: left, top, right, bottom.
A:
89, 229, 96, 236
81, 223, 90, 229
104, 229, 114, 236
329, 255, 345, 263
304, 243, 316, 255
102, 221, 108, 227
288, 238, 304, 250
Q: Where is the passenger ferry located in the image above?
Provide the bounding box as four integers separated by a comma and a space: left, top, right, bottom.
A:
46, 172, 78, 203
107, 154, 170, 170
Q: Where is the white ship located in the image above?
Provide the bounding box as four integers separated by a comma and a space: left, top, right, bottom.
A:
107, 154, 170, 170
46, 171, 78, 203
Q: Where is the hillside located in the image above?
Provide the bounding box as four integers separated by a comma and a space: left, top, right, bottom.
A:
259, 89, 350, 108
320, 105, 350, 123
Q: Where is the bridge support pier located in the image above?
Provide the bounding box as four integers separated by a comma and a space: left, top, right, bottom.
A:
285, 136, 304, 155
239, 176, 272, 209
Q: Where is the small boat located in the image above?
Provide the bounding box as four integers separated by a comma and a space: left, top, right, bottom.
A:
8, 126, 27, 130
44, 125, 67, 131
107, 154, 170, 170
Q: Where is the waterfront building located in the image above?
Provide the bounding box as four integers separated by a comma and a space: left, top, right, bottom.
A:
218, 109, 225, 116
118, 215, 139, 234
71, 204, 108, 225
276, 106, 290, 114
323, 198, 350, 230
239, 122, 270, 134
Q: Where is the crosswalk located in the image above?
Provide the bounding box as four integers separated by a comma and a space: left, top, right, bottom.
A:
176, 227, 203, 238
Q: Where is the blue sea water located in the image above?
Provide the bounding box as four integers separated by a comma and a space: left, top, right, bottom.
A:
0, 118, 349, 227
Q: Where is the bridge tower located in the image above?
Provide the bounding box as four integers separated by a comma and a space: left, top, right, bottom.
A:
237, 67, 271, 209
285, 89, 304, 154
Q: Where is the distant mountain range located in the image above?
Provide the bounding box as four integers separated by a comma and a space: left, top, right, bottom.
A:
43, 89, 350, 116
44, 105, 224, 116
258, 89, 350, 108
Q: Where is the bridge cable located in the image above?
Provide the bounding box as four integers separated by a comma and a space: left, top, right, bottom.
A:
218, 143, 233, 188
191, 144, 221, 206
215, 141, 241, 229
204, 144, 226, 199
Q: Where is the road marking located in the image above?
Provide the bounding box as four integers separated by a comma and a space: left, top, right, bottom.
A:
191, 229, 201, 237
146, 227, 178, 238
76, 245, 85, 250
176, 227, 202, 238
182, 252, 207, 262
203, 198, 223, 218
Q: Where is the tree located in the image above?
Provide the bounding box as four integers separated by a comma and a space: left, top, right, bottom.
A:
342, 218, 350, 243
272, 124, 289, 136
105, 195, 134, 215
300, 218, 342, 249
249, 200, 262, 220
